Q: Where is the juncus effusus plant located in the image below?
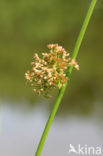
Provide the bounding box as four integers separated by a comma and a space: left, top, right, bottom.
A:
25, 0, 98, 155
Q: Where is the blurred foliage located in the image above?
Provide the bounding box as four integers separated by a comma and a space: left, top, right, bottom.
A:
0, 0, 103, 115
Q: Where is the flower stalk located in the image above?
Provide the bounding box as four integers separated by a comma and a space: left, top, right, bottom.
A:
35, 0, 98, 155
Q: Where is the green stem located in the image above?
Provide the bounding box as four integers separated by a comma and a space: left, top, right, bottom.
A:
35, 0, 98, 155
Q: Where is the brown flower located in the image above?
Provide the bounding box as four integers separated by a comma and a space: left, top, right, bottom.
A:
25, 44, 79, 97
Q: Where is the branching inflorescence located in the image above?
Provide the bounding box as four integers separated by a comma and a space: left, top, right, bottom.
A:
24, 1, 98, 155
25, 44, 79, 97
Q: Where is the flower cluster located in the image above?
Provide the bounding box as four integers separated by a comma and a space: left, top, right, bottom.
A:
25, 44, 79, 97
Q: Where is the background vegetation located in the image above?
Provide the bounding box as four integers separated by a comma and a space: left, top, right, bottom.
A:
0, 0, 103, 115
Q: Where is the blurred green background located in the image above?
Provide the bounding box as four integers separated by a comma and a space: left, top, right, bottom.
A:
0, 1, 103, 156
0, 0, 103, 115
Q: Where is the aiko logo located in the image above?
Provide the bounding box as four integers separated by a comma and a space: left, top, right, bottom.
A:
68, 144, 102, 155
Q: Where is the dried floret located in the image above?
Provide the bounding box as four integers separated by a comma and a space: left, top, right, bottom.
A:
25, 44, 79, 97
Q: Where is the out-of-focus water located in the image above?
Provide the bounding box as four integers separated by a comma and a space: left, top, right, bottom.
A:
0, 100, 103, 156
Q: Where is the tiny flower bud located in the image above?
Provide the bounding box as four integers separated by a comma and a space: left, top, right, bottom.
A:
33, 88, 36, 92
25, 44, 79, 97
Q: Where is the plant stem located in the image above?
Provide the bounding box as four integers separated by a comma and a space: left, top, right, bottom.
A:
35, 0, 98, 155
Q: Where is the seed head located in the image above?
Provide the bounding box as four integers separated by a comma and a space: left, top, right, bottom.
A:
25, 44, 79, 97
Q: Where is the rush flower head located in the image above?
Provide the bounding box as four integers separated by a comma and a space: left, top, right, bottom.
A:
25, 44, 79, 97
